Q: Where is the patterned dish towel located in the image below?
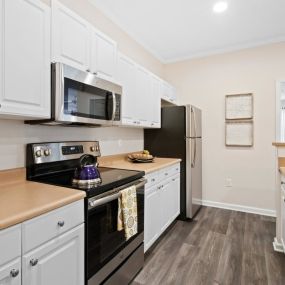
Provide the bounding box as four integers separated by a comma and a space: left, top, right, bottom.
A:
117, 185, 138, 240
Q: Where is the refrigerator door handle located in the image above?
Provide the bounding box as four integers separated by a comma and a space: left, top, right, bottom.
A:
191, 106, 197, 138
191, 138, 196, 168
191, 107, 197, 168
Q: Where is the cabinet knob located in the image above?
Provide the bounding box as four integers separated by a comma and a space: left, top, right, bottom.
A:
58, 220, 65, 227
30, 259, 38, 266
86, 69, 90, 72
151, 178, 155, 182
281, 182, 285, 185
165, 173, 168, 176
10, 269, 19, 278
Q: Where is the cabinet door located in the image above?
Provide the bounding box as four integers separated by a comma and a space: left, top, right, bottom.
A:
135, 66, 151, 124
91, 29, 117, 80
117, 53, 137, 125
144, 186, 160, 252
52, 0, 90, 71
150, 75, 161, 128
0, 0, 51, 118
22, 224, 84, 285
0, 258, 21, 285
159, 181, 173, 233
170, 174, 180, 220
282, 193, 285, 250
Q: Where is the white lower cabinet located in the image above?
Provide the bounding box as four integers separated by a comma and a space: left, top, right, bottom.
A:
0, 200, 84, 285
144, 186, 160, 251
22, 224, 84, 285
144, 164, 180, 252
281, 188, 285, 250
0, 258, 21, 285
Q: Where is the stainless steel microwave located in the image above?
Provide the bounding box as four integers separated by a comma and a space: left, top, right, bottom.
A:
26, 63, 122, 127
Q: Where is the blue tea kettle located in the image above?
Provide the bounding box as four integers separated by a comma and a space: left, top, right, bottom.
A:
72, 154, 101, 189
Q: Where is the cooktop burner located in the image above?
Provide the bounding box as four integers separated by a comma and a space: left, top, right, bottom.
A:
32, 167, 144, 198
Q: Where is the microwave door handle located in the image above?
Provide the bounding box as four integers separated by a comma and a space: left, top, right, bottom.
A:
111, 92, 116, 121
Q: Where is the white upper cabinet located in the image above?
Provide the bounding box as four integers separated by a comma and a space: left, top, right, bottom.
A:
150, 75, 161, 128
0, 0, 51, 119
91, 29, 117, 80
51, 0, 90, 71
118, 54, 162, 128
135, 65, 151, 124
117, 53, 137, 124
162, 81, 177, 104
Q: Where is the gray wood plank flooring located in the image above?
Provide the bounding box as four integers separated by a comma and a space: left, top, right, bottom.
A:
132, 206, 285, 285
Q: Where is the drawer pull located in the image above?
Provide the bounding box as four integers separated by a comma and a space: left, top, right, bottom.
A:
30, 259, 38, 266
58, 221, 65, 227
10, 269, 19, 278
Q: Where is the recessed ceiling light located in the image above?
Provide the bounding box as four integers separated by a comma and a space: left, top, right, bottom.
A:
213, 1, 228, 13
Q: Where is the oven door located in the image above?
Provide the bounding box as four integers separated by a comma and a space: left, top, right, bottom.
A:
87, 179, 145, 283
53, 63, 122, 126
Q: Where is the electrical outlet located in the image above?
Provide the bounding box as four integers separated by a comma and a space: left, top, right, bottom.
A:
225, 178, 232, 187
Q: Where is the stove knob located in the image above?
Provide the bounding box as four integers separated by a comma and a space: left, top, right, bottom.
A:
35, 150, 42, 158
44, 149, 51, 156
89, 201, 94, 207
95, 145, 99, 152
90, 146, 95, 152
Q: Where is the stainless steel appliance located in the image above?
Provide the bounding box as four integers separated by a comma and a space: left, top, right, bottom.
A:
144, 105, 202, 219
26, 141, 145, 285
26, 63, 122, 127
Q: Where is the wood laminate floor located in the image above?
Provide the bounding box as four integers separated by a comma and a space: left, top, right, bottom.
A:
132, 206, 285, 285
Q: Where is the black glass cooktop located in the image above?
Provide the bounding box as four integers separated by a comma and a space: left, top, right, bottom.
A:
33, 167, 145, 198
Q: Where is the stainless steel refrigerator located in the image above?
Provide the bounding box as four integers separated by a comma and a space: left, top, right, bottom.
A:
144, 105, 202, 220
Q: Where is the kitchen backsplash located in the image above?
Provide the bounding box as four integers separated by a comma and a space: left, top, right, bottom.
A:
0, 119, 143, 170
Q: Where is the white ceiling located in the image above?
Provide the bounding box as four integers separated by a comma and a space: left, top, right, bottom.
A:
89, 0, 285, 63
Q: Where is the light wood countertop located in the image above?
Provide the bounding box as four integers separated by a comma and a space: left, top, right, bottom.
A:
0, 168, 85, 230
98, 153, 181, 174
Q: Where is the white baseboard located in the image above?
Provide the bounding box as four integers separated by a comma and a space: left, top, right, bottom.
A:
273, 237, 284, 253
202, 200, 276, 217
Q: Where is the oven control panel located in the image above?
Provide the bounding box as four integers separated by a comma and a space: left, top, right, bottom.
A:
31, 141, 101, 164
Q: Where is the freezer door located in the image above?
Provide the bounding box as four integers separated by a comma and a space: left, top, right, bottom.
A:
186, 105, 202, 138
186, 137, 202, 218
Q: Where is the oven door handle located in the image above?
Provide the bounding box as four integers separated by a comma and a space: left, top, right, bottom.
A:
90, 192, 121, 209
88, 178, 147, 210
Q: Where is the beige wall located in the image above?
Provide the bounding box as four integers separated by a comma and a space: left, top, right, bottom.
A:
164, 42, 285, 212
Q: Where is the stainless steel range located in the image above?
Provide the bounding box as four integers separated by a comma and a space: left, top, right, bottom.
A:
26, 141, 145, 285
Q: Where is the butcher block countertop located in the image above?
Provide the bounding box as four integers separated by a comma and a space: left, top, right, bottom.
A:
0, 168, 85, 230
98, 153, 181, 174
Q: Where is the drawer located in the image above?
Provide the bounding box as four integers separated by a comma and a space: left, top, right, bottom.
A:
0, 225, 21, 266
168, 163, 180, 177
22, 200, 84, 253
145, 171, 160, 188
